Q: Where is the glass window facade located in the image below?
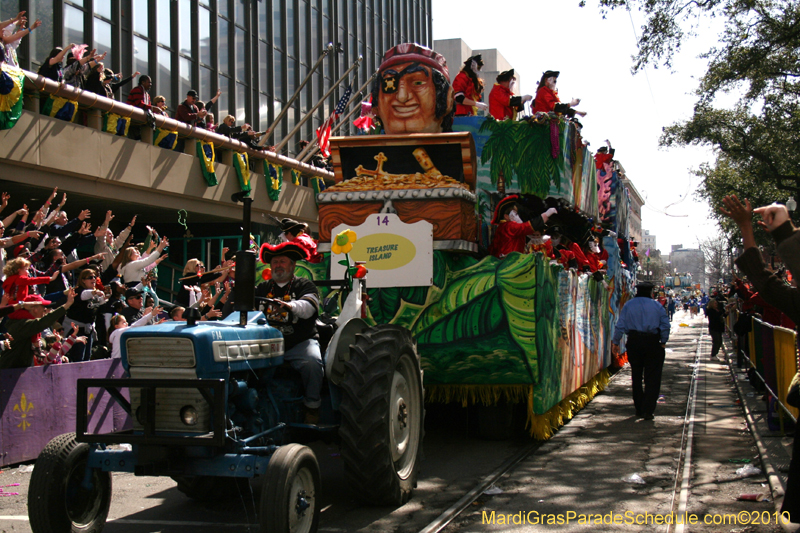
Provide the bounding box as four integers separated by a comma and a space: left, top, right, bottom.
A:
10, 0, 431, 158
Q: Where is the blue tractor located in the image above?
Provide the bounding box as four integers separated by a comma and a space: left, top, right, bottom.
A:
26, 196, 424, 533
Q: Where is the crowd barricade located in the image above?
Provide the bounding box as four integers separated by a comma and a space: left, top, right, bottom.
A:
0, 358, 130, 467
728, 311, 798, 429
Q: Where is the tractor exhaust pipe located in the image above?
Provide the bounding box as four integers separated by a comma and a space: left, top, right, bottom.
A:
231, 191, 256, 326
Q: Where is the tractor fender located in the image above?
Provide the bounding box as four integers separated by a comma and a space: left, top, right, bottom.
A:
325, 317, 369, 386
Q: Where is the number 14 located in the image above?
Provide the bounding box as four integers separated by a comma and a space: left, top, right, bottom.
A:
376, 216, 390, 226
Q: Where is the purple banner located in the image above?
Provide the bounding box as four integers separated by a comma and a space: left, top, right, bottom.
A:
0, 359, 130, 467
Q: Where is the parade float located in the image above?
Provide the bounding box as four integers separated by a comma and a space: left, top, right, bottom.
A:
301, 43, 638, 439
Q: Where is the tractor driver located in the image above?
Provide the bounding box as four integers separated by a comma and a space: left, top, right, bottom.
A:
257, 242, 323, 424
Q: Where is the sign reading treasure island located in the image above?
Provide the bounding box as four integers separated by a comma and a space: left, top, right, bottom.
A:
330, 214, 433, 287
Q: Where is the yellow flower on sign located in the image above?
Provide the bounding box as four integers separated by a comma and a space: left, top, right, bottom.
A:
13, 393, 34, 431
332, 229, 357, 255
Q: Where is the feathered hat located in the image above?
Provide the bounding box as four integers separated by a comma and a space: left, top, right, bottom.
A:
491, 195, 520, 225
259, 241, 310, 263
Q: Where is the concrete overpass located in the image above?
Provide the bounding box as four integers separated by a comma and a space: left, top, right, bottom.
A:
0, 71, 330, 237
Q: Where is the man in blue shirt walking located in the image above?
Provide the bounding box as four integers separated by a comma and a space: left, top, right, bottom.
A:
612, 282, 671, 420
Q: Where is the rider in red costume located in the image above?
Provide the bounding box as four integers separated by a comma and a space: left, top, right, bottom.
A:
489, 195, 557, 258
278, 218, 323, 263
488, 69, 532, 121
532, 70, 586, 119
452, 54, 486, 116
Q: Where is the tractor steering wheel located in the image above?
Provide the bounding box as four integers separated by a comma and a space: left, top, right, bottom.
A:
255, 296, 294, 328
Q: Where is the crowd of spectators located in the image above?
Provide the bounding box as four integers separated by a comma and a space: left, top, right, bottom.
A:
0, 187, 237, 370
1, 13, 333, 168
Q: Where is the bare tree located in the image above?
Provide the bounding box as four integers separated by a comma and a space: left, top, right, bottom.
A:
699, 234, 732, 287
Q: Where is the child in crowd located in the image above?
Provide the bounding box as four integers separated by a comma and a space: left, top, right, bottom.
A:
3, 256, 59, 302
36, 322, 86, 365
108, 305, 162, 359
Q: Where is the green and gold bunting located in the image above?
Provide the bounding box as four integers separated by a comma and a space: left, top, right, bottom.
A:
153, 127, 178, 150
264, 160, 282, 201
311, 176, 326, 196
291, 169, 301, 186
196, 141, 217, 186
102, 112, 131, 136
41, 94, 78, 123
0, 64, 25, 130
233, 152, 251, 192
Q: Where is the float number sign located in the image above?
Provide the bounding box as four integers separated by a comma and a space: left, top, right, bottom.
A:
330, 214, 433, 288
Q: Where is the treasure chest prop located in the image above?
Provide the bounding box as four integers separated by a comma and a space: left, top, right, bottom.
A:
317, 133, 478, 250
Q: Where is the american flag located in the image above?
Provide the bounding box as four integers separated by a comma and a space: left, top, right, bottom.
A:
316, 85, 352, 158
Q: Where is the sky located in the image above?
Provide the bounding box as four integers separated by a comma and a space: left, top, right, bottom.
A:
431, 0, 724, 253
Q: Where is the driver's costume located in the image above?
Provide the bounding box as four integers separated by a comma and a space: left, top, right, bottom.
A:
256, 275, 322, 409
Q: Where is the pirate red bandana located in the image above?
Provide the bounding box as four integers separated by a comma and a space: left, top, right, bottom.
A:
378, 43, 449, 82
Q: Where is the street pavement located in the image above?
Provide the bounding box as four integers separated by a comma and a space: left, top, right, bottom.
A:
445, 309, 797, 532
3, 308, 800, 533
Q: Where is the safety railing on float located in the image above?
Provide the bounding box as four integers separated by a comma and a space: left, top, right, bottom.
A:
727, 311, 799, 433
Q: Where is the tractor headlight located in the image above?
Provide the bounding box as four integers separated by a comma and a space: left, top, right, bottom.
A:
180, 405, 199, 426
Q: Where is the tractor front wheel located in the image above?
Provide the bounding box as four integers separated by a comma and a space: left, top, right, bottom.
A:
28, 433, 112, 533
259, 443, 320, 533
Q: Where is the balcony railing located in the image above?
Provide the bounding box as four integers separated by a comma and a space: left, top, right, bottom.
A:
19, 69, 334, 182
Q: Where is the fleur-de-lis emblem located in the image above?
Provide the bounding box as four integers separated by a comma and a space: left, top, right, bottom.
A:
87, 393, 95, 415
12, 393, 34, 431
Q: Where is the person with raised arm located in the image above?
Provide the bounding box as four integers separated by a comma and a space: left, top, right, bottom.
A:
721, 195, 800, 522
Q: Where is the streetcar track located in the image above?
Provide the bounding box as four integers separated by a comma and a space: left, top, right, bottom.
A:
668, 320, 706, 533
4, 316, 708, 533
417, 361, 629, 533
417, 440, 543, 533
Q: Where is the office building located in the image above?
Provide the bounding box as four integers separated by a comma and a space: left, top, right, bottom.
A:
641, 229, 656, 255
4, 0, 432, 157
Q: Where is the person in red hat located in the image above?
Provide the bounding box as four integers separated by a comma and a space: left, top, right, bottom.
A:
452, 54, 486, 116
256, 242, 323, 424
489, 69, 532, 121
371, 43, 454, 134
0, 290, 75, 369
489, 196, 557, 258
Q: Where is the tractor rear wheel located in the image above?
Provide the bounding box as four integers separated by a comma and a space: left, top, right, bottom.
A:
339, 325, 424, 506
